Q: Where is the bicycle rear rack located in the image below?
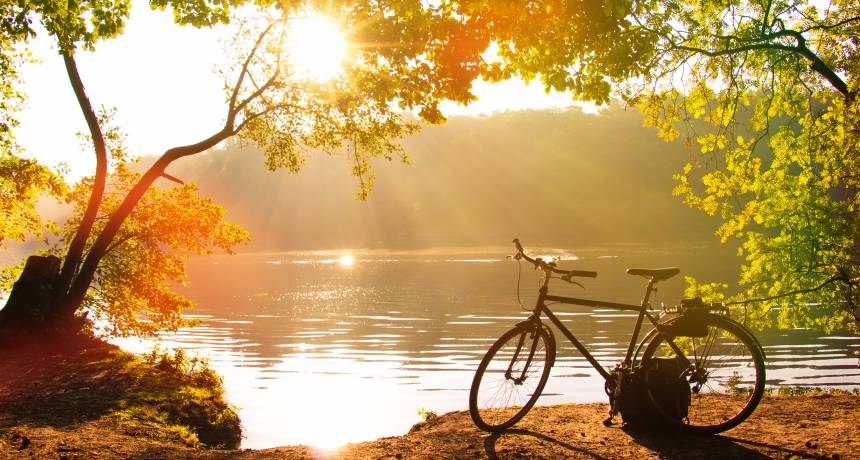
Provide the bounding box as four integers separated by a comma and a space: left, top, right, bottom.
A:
660, 297, 728, 316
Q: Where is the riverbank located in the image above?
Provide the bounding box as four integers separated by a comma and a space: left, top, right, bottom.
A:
1, 339, 858, 459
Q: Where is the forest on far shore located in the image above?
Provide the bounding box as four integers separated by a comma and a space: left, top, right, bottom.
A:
158, 107, 721, 251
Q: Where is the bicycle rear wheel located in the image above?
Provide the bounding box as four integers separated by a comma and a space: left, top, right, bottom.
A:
469, 321, 555, 432
642, 314, 765, 434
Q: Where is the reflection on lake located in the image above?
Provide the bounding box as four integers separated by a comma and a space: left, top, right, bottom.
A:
116, 244, 860, 448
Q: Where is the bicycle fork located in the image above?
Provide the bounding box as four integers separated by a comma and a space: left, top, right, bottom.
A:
505, 323, 541, 385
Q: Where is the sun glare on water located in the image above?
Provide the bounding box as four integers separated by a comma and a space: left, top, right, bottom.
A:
338, 255, 355, 266
287, 14, 348, 81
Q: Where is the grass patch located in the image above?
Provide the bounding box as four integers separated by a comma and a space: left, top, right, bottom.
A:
417, 407, 438, 422
764, 386, 860, 397
110, 347, 242, 449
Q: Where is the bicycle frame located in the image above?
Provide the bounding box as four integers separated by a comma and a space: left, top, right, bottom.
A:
526, 275, 688, 382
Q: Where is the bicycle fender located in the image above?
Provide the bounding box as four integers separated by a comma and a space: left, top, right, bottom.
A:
633, 327, 659, 366
716, 315, 768, 361
512, 318, 545, 330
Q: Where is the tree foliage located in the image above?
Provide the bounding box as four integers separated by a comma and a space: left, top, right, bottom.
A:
0, 153, 64, 247
0, 37, 65, 248
63, 162, 249, 336
626, 0, 860, 333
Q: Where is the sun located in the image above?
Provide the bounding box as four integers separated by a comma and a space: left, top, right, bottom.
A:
286, 14, 348, 81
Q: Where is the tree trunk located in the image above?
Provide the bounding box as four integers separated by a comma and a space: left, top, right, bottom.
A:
53, 52, 109, 301
0, 256, 63, 335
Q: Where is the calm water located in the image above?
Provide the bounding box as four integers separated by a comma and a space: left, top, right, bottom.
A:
117, 244, 860, 448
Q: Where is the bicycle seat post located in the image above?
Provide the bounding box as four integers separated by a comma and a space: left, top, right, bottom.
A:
621, 277, 658, 368
640, 277, 657, 310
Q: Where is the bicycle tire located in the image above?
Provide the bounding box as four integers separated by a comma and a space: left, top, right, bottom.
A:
642, 313, 766, 434
469, 321, 556, 432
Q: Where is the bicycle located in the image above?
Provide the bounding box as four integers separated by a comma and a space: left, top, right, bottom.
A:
468, 238, 766, 434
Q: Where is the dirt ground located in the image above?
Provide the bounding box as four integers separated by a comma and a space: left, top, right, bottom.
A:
330, 395, 859, 459
1, 341, 858, 459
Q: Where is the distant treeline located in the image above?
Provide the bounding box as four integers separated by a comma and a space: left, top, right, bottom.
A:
166, 107, 719, 250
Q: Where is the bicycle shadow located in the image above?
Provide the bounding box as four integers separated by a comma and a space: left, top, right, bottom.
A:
622, 427, 816, 459
483, 429, 610, 460
483, 427, 817, 459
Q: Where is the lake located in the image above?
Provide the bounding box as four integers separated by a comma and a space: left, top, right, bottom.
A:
116, 243, 860, 449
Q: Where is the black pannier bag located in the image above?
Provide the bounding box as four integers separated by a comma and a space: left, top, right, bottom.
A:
658, 297, 710, 338
615, 357, 691, 428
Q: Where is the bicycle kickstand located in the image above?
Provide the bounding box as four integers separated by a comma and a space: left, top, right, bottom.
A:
603, 403, 619, 426
602, 373, 622, 426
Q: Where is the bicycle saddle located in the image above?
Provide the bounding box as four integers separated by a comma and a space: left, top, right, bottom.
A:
626, 267, 680, 282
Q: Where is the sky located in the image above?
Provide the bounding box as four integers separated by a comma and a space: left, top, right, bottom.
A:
15, 2, 593, 179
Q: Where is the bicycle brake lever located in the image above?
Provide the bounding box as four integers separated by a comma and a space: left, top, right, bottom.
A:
560, 273, 584, 288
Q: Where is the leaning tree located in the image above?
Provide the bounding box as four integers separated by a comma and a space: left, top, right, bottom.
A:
0, 0, 483, 337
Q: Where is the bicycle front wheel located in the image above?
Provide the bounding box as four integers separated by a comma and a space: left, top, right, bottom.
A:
642, 314, 765, 434
469, 322, 555, 432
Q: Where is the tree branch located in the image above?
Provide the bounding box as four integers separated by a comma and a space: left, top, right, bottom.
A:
761, 0, 773, 35
232, 100, 302, 134
160, 172, 184, 184
228, 19, 278, 116
799, 16, 860, 33
726, 274, 849, 306
103, 232, 137, 257
672, 35, 850, 97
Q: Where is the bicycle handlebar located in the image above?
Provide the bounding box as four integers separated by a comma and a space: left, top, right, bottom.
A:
512, 238, 598, 279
